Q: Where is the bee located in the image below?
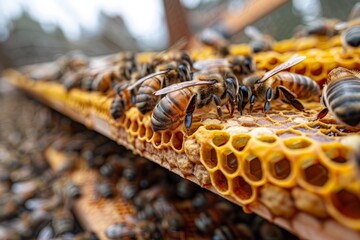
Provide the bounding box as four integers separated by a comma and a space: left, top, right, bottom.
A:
95, 177, 114, 199
52, 208, 74, 236
132, 60, 192, 115
56, 50, 89, 72
335, 3, 360, 52
194, 55, 256, 81
316, 67, 360, 127
244, 26, 274, 53
109, 63, 156, 119
294, 18, 341, 38
62, 70, 87, 91
64, 181, 81, 199
239, 55, 318, 114
212, 223, 255, 240
151, 72, 239, 132
199, 28, 230, 57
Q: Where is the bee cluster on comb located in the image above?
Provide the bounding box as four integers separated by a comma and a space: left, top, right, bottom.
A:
3, 3, 360, 240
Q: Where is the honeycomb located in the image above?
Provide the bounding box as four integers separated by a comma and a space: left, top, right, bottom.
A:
194, 46, 360, 86
3, 40, 360, 239
192, 35, 343, 58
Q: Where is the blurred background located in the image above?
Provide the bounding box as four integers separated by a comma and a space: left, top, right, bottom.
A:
0, 0, 358, 71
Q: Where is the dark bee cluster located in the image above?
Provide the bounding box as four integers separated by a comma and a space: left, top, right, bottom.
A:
0, 92, 98, 239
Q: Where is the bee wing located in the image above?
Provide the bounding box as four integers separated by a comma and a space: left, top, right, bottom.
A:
152, 38, 188, 59
127, 69, 170, 90
348, 2, 360, 21
335, 21, 349, 31
244, 26, 264, 40
154, 80, 214, 96
257, 55, 306, 83
193, 58, 230, 71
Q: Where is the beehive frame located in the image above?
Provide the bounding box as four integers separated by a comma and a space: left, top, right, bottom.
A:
4, 41, 360, 240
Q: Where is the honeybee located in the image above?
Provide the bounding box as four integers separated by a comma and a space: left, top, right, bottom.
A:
95, 177, 114, 199
244, 26, 274, 53
56, 50, 89, 72
240, 55, 318, 113
91, 63, 132, 93
316, 67, 360, 127
199, 28, 230, 57
151, 72, 239, 131
132, 61, 192, 115
294, 18, 341, 38
109, 64, 155, 119
52, 208, 74, 236
335, 3, 360, 52
194, 55, 256, 81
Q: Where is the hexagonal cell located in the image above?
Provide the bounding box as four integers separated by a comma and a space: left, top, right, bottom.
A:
145, 127, 153, 140
292, 126, 317, 134
302, 163, 329, 187
151, 132, 162, 146
293, 63, 306, 75
204, 124, 224, 131
283, 137, 312, 150
256, 135, 277, 144
269, 114, 288, 122
219, 149, 238, 174
276, 130, 301, 139
268, 57, 279, 66
232, 176, 254, 202
307, 122, 331, 130
212, 170, 229, 193
201, 144, 218, 169
138, 124, 146, 138
321, 145, 349, 164
268, 152, 291, 180
330, 189, 360, 219
169, 131, 183, 151
130, 120, 139, 133
212, 132, 230, 147
125, 117, 132, 129
243, 153, 263, 182
161, 131, 172, 144
256, 119, 274, 125
231, 134, 250, 152
310, 62, 323, 76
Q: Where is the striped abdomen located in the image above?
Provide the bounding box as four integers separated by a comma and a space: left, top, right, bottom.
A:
135, 77, 161, 115
272, 72, 320, 99
343, 26, 360, 48
326, 77, 360, 127
110, 89, 131, 119
151, 88, 192, 131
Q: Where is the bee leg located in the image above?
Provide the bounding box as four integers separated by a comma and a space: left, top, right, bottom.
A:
185, 94, 197, 129
240, 85, 251, 111
249, 94, 256, 113
177, 63, 191, 81
237, 90, 243, 115
264, 88, 272, 113
213, 95, 223, 118
278, 86, 304, 112
226, 89, 235, 115
130, 89, 136, 104
315, 108, 329, 121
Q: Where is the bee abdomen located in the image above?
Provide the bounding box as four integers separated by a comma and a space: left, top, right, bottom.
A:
110, 96, 126, 119
136, 79, 161, 115
328, 79, 360, 127
344, 26, 360, 48
275, 72, 320, 99
151, 89, 191, 131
